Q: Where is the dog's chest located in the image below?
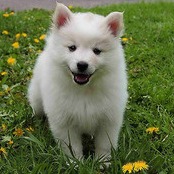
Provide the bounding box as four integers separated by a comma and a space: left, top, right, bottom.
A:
60, 90, 110, 133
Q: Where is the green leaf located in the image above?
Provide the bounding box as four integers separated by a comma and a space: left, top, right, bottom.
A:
23, 132, 45, 149
2, 136, 12, 142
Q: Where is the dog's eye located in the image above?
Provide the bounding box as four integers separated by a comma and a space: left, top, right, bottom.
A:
93, 48, 102, 55
68, 45, 77, 52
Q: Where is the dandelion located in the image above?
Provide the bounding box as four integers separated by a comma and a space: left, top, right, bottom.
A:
134, 161, 149, 172
1, 124, 7, 131
0, 147, 7, 155
1, 71, 8, 76
12, 41, 19, 48
9, 12, 15, 15
122, 37, 129, 42
146, 127, 159, 134
122, 161, 149, 173
39, 34, 46, 40
7, 57, 16, 65
13, 128, 24, 137
3, 13, 10, 17
37, 50, 42, 53
5, 87, 11, 93
68, 5, 73, 10
22, 33, 27, 37
34, 39, 40, 43
2, 30, 9, 35
0, 91, 4, 96
8, 140, 14, 145
15, 33, 21, 39
26, 126, 34, 132
122, 163, 134, 173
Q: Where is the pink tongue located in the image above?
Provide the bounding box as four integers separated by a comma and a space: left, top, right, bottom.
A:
74, 74, 90, 85
74, 74, 89, 83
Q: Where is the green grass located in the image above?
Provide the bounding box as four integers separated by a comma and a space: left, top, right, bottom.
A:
0, 2, 174, 173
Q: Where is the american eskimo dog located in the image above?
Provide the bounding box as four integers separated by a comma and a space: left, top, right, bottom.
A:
28, 2, 128, 161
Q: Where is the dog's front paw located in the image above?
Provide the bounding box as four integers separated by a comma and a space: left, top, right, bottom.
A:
99, 156, 111, 171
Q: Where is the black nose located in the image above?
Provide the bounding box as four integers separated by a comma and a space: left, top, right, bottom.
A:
77, 61, 88, 72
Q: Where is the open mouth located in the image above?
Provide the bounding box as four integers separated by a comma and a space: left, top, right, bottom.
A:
73, 73, 91, 85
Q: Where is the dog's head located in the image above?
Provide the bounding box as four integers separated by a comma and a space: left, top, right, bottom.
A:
50, 3, 124, 85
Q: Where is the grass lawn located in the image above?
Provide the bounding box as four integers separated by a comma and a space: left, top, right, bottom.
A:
0, 2, 174, 174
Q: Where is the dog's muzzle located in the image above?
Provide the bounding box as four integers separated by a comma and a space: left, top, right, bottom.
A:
73, 73, 91, 85
71, 61, 92, 85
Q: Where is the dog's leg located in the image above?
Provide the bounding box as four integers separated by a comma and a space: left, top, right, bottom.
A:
50, 125, 83, 159
94, 122, 120, 160
28, 79, 44, 116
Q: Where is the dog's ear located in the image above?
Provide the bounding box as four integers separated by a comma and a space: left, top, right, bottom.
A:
52, 3, 72, 28
105, 12, 124, 37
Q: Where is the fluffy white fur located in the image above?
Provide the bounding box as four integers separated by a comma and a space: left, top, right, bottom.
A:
28, 3, 128, 160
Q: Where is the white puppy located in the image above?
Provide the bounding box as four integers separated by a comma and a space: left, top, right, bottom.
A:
28, 3, 128, 160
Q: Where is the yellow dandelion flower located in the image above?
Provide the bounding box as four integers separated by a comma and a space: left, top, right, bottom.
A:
122, 37, 129, 42
7, 57, 16, 66
8, 140, 14, 145
34, 39, 40, 43
1, 124, 7, 131
3, 13, 10, 17
5, 87, 11, 93
1, 71, 8, 76
37, 50, 42, 53
10, 12, 15, 15
146, 127, 159, 134
26, 126, 34, 132
13, 128, 24, 137
0, 147, 7, 155
12, 41, 19, 48
22, 33, 27, 37
0, 91, 4, 96
134, 161, 149, 172
68, 5, 73, 10
39, 34, 46, 40
15, 33, 21, 39
2, 30, 9, 35
122, 163, 134, 174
